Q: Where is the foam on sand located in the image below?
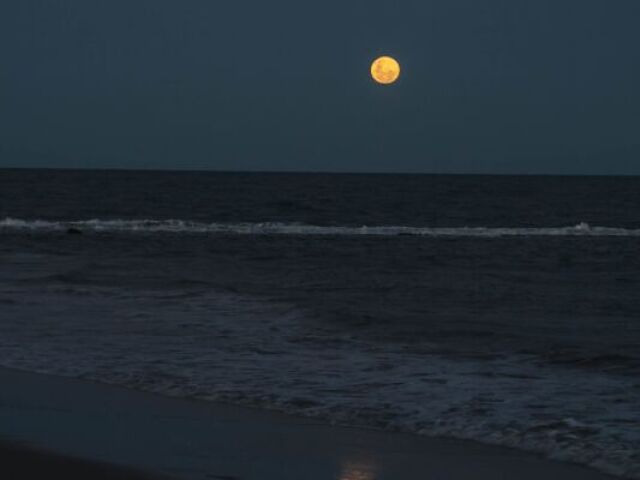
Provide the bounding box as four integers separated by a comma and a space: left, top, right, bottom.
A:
0, 367, 619, 480
0, 285, 637, 478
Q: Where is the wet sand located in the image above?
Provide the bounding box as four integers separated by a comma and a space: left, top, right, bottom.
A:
0, 367, 620, 480
0, 441, 170, 479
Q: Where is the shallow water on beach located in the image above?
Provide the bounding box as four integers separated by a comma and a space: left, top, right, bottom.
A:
1, 169, 639, 478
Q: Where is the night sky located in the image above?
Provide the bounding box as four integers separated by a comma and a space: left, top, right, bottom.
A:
1, 0, 639, 174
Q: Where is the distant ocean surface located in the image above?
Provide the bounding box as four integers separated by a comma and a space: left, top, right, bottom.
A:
1, 169, 639, 478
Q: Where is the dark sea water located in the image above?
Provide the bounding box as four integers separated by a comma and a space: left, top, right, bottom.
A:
1, 169, 639, 478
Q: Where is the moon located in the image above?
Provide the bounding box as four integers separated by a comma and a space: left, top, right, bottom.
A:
371, 56, 401, 85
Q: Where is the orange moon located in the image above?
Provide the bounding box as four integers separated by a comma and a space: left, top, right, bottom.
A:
371, 56, 401, 85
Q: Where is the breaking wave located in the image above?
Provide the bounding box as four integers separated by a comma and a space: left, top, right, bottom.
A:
2, 217, 640, 237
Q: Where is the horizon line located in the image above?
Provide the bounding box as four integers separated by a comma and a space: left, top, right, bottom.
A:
1, 165, 639, 178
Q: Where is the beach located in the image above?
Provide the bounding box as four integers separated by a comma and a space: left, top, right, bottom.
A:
0, 441, 166, 480
1, 170, 639, 478
3, 0, 640, 474
0, 366, 618, 480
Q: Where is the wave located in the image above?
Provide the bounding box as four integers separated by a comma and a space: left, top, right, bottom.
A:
2, 217, 640, 237
1, 286, 639, 479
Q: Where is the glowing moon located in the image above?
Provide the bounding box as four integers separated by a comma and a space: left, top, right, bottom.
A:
371, 56, 401, 85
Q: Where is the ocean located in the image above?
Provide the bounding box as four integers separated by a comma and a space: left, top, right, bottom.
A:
1, 169, 639, 478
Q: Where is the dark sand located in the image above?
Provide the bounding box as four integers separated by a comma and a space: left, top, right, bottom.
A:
0, 367, 619, 480
0, 441, 169, 479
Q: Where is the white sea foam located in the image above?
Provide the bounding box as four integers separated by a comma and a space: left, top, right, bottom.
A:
1, 217, 639, 237
0, 283, 638, 479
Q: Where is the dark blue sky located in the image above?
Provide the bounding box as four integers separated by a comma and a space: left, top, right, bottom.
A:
1, 0, 639, 174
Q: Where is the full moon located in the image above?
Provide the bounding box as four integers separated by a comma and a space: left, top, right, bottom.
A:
371, 56, 401, 85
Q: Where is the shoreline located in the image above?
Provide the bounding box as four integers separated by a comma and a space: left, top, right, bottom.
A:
0, 366, 621, 480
